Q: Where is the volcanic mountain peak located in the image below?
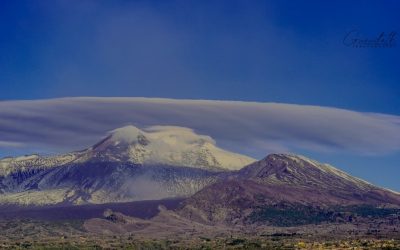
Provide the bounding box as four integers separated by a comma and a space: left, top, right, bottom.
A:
237, 153, 377, 191
0, 125, 254, 205
0, 125, 256, 175
85, 125, 256, 170
179, 154, 400, 225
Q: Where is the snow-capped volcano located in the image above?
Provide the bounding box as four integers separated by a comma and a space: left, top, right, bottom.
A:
0, 125, 255, 205
0, 125, 255, 175
78, 125, 256, 170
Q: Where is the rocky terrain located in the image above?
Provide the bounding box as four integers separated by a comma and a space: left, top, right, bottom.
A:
2, 217, 400, 250
1, 206, 398, 249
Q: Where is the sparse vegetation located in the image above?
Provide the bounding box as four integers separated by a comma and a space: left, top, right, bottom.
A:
247, 204, 400, 227
0, 215, 399, 249
344, 205, 400, 218
248, 206, 331, 226
1, 235, 400, 250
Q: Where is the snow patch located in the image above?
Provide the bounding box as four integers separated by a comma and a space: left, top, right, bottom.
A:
109, 125, 146, 144
0, 189, 68, 205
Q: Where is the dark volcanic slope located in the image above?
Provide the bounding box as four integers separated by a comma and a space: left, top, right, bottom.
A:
0, 199, 183, 221
179, 154, 400, 225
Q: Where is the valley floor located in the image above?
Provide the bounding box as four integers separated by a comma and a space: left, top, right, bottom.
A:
1, 199, 399, 249
0, 218, 400, 249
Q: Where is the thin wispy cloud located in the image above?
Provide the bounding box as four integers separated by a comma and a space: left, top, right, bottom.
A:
0, 97, 400, 157
0, 141, 24, 148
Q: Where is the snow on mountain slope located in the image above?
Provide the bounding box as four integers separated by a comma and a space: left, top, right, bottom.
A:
0, 125, 255, 176
245, 153, 400, 202
0, 163, 221, 205
0, 153, 81, 176
74, 125, 256, 170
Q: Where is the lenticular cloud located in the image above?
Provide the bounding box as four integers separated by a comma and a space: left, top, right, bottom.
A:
0, 97, 400, 156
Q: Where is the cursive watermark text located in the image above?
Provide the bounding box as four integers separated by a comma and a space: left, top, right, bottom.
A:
343, 30, 396, 48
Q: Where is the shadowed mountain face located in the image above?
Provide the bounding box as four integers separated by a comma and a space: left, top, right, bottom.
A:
179, 154, 400, 225
0, 163, 220, 205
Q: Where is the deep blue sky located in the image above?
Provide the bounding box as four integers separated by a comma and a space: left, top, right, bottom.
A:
0, 1, 400, 190
0, 0, 399, 114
